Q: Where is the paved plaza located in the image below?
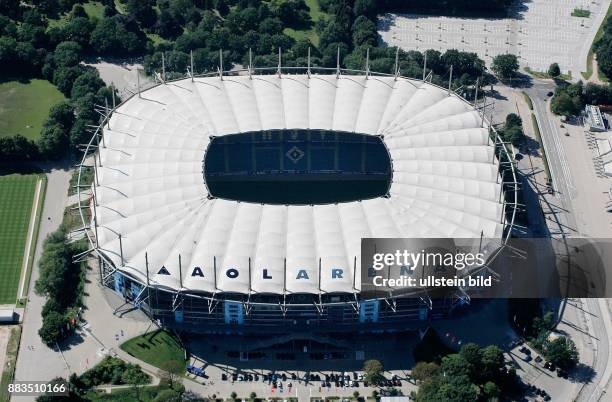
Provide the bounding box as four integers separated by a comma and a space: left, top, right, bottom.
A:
379, 0, 611, 76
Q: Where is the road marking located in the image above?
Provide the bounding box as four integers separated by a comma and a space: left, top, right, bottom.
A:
18, 178, 42, 301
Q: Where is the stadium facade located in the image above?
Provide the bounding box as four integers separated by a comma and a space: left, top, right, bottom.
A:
78, 60, 518, 335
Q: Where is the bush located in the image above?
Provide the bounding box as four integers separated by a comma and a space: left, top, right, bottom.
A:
78, 357, 150, 388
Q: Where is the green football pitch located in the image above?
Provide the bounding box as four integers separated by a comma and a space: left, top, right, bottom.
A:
0, 175, 39, 304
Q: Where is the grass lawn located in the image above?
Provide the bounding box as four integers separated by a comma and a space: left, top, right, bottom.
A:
146, 33, 171, 47
49, 1, 106, 26
0, 326, 21, 402
283, 0, 328, 46
83, 1, 105, 19
0, 79, 66, 140
85, 385, 174, 402
572, 8, 591, 18
0, 175, 41, 304
524, 67, 571, 81
120, 330, 186, 369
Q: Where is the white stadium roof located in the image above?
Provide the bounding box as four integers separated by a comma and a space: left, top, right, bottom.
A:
92, 73, 505, 296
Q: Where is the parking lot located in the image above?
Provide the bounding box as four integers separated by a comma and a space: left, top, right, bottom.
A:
184, 364, 416, 398
378, 0, 610, 75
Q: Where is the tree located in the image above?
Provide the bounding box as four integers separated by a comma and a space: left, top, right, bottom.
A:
126, 0, 157, 28
480, 345, 504, 381
158, 360, 184, 390
351, 15, 377, 47
90, 16, 146, 55
353, 390, 360, 400
62, 17, 94, 48
354, 0, 377, 18
54, 41, 82, 67
38, 310, 68, 345
501, 113, 525, 145
551, 91, 581, 117
416, 374, 478, 402
545, 336, 579, 370
505, 113, 522, 128
502, 126, 524, 146
411, 362, 440, 382
548, 62, 561, 78
122, 365, 150, 401
0, 135, 39, 162
70, 69, 105, 100
458, 343, 481, 378
152, 389, 182, 402
48, 102, 75, 128
156, 9, 182, 38
491, 53, 519, 78
440, 354, 472, 378
230, 391, 238, 401
38, 123, 69, 160
363, 359, 384, 386
249, 391, 257, 401
483, 381, 501, 399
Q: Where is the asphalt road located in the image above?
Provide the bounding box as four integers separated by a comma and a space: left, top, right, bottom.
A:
525, 81, 579, 235
523, 80, 612, 402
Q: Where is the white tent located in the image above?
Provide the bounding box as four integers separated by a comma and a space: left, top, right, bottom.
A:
93, 73, 504, 295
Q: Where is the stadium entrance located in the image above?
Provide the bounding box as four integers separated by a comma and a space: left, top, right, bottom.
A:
203, 129, 392, 204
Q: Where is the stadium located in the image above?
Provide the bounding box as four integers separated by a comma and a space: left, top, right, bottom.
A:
77, 56, 518, 335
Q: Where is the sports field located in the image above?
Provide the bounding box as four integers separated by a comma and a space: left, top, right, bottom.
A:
0, 79, 66, 140
0, 175, 40, 304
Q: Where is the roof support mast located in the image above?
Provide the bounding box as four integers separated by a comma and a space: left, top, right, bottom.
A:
190, 50, 194, 82
218, 49, 223, 81
136, 67, 141, 98
394, 47, 400, 80
336, 46, 341, 78
307, 47, 311, 78
448, 65, 453, 95
248, 48, 252, 79
423, 51, 427, 81
365, 47, 370, 79
118, 233, 124, 266
161, 52, 166, 83
178, 254, 183, 289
